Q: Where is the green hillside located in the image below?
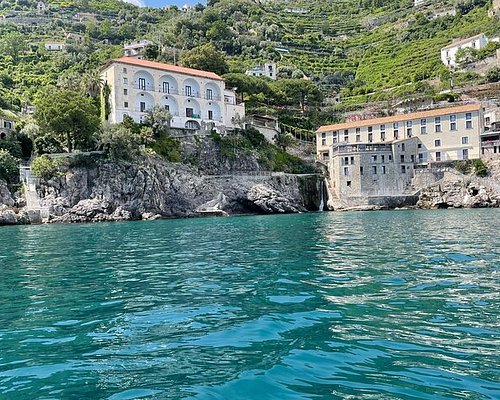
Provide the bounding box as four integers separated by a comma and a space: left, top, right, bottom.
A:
0, 0, 499, 118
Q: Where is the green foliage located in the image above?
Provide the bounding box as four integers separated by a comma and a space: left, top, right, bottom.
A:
473, 159, 488, 177
485, 66, 500, 83
31, 155, 58, 179
454, 160, 472, 174
34, 88, 100, 152
180, 43, 229, 75
142, 106, 171, 138
151, 134, 182, 162
0, 139, 22, 159
0, 149, 18, 183
99, 124, 143, 160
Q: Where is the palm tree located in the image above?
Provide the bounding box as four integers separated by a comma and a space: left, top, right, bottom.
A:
80, 70, 104, 98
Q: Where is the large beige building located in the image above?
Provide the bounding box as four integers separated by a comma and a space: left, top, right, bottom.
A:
100, 57, 245, 132
316, 104, 482, 164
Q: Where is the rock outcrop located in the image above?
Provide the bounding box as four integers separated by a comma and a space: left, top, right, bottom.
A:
36, 156, 321, 223
417, 159, 500, 209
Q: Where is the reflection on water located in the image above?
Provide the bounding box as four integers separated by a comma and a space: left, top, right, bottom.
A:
0, 210, 499, 399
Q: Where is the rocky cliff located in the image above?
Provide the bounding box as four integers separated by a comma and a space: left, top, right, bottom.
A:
417, 158, 500, 209
35, 155, 322, 223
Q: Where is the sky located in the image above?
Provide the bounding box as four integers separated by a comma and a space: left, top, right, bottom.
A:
123, 0, 205, 7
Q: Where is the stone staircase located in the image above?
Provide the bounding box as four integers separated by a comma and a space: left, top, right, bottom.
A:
19, 163, 49, 221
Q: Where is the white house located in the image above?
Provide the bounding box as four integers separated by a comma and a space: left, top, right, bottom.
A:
123, 40, 151, 59
441, 34, 489, 67
100, 57, 245, 132
245, 61, 277, 80
45, 42, 65, 51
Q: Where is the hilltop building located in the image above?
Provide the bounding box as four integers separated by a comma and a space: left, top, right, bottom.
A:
245, 62, 277, 80
0, 116, 15, 140
45, 42, 65, 51
441, 34, 489, 67
100, 57, 245, 132
316, 104, 485, 208
123, 40, 151, 59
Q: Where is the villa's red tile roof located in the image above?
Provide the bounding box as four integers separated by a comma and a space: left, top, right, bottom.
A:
106, 57, 224, 81
316, 103, 481, 133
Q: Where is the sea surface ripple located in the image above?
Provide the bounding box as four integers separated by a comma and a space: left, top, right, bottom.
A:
0, 209, 499, 399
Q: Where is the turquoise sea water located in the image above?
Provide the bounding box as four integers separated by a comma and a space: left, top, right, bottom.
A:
0, 210, 499, 400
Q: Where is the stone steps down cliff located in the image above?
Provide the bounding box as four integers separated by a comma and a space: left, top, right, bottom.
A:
33, 156, 323, 223
416, 158, 500, 209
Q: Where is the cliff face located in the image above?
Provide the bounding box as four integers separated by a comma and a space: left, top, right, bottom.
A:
417, 159, 500, 209
37, 156, 322, 223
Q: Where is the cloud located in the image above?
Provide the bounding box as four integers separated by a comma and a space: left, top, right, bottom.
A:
122, 0, 146, 7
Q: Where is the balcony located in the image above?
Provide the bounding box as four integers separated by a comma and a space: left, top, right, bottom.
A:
133, 84, 155, 92
204, 94, 222, 101
159, 88, 179, 95
181, 89, 201, 99
482, 139, 500, 147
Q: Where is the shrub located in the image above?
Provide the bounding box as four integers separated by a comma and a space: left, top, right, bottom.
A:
31, 155, 58, 179
0, 149, 18, 183
151, 134, 182, 162
454, 160, 472, 174
473, 159, 488, 177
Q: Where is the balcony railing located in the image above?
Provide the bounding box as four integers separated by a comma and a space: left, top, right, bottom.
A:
133, 84, 155, 92
182, 89, 201, 98
482, 139, 500, 147
204, 94, 222, 101
159, 88, 179, 95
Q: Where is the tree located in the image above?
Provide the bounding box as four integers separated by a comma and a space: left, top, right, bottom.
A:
34, 89, 100, 153
180, 43, 229, 75
0, 32, 27, 63
274, 131, 295, 151
271, 79, 323, 111
99, 124, 143, 160
485, 67, 500, 83
142, 106, 172, 138
144, 43, 160, 61
80, 70, 104, 98
0, 149, 18, 183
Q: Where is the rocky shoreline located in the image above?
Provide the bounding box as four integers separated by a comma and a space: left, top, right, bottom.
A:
1, 157, 499, 226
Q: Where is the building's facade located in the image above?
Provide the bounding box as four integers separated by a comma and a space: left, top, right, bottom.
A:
489, 0, 500, 17
0, 117, 15, 140
123, 40, 151, 59
327, 138, 419, 207
316, 104, 482, 164
45, 42, 65, 51
245, 62, 277, 80
441, 34, 489, 67
100, 57, 245, 131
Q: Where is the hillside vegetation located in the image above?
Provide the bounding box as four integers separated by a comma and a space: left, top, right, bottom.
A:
0, 0, 499, 124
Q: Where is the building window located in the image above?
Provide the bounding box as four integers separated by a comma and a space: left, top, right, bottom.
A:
140, 102, 146, 112
465, 113, 473, 129
400, 154, 405, 163
435, 151, 441, 162
208, 110, 214, 120
185, 85, 192, 96
382, 165, 386, 174
450, 114, 457, 131
368, 133, 373, 142
138, 78, 146, 90
123, 77, 128, 84
347, 181, 352, 187
420, 119, 427, 134
418, 143, 422, 149
405, 121, 412, 137
371, 155, 377, 162
486, 116, 491, 125
401, 165, 406, 173
343, 156, 349, 165
343, 167, 349, 176
321, 132, 326, 139
321, 139, 326, 146
123, 67, 127, 73
344, 129, 349, 142
401, 143, 405, 151
164, 105, 170, 111
462, 149, 469, 160
372, 166, 377, 174
350, 156, 355, 165
206, 88, 213, 100
360, 166, 364, 175
393, 123, 399, 139
186, 107, 193, 117
389, 155, 392, 161
411, 154, 415, 163
435, 139, 441, 147
356, 134, 361, 142
435, 116, 442, 132
162, 82, 170, 93
124, 101, 128, 108
380, 124, 386, 141
123, 88, 128, 95
462, 136, 469, 145
381, 155, 385, 162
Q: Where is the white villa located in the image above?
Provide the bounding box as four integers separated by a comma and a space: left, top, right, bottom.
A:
0, 116, 15, 140
441, 34, 489, 67
245, 61, 277, 80
45, 42, 65, 51
100, 57, 245, 132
